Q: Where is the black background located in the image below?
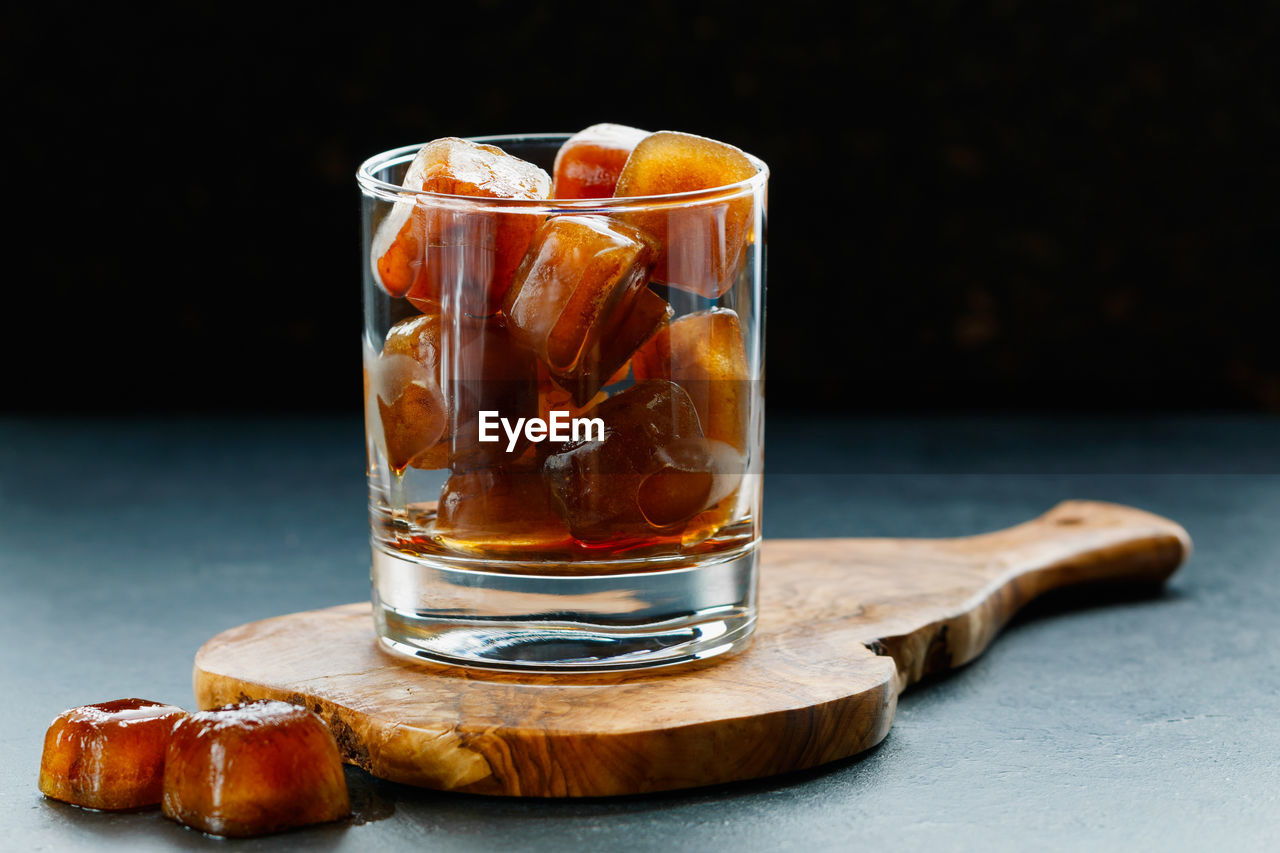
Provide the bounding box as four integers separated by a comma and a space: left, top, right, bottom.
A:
3, 1, 1276, 414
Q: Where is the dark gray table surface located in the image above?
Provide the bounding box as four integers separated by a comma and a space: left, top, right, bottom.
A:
2, 415, 1277, 852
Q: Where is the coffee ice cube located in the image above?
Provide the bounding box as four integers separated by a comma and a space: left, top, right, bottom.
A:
377, 313, 537, 471
614, 131, 758, 298
162, 700, 349, 837
635, 437, 743, 527
375, 314, 447, 472
39, 699, 187, 811
552, 123, 648, 199
370, 137, 550, 315
633, 307, 750, 451
504, 216, 670, 405
543, 380, 734, 543
435, 466, 571, 554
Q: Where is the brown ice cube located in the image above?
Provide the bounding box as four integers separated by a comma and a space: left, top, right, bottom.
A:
435, 466, 571, 553
377, 313, 538, 471
543, 380, 736, 543
376, 365, 446, 473
382, 309, 444, 366
504, 216, 670, 405
38, 699, 187, 811
370, 137, 550, 316
552, 123, 648, 199
636, 437, 743, 527
632, 307, 750, 451
589, 287, 673, 397
614, 131, 758, 298
375, 313, 448, 472
162, 700, 349, 838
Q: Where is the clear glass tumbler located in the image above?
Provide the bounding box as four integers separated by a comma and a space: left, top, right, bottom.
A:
358, 133, 767, 670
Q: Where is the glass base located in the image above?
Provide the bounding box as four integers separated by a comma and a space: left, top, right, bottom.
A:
370, 541, 759, 672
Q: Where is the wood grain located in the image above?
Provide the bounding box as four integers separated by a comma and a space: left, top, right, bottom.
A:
193, 500, 1190, 797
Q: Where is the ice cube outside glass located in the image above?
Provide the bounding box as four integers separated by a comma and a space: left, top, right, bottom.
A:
358, 134, 767, 671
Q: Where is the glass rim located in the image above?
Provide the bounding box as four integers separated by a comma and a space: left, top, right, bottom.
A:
356, 132, 769, 212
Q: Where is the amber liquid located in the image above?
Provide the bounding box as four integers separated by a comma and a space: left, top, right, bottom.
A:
369, 474, 758, 575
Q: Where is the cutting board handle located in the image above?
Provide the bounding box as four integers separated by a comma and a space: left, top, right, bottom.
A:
874, 499, 1192, 690
964, 499, 1191, 585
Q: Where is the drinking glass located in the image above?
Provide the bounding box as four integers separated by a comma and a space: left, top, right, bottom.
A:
358, 134, 767, 670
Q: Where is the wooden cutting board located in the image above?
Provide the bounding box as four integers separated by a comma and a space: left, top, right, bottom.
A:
193, 500, 1190, 797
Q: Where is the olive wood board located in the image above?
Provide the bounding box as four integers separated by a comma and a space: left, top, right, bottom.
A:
193, 500, 1190, 798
